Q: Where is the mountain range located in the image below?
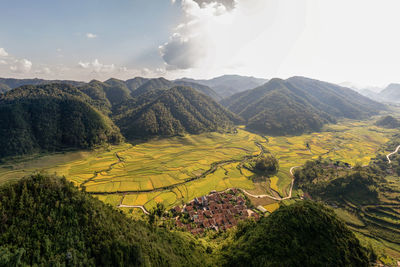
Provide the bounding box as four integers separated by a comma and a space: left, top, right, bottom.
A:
221, 76, 385, 135
177, 74, 268, 98
0, 75, 387, 157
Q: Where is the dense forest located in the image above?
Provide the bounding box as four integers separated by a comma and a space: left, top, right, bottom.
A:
0, 174, 210, 266
114, 86, 240, 139
375, 115, 400, 128
0, 84, 122, 159
293, 158, 383, 205
0, 78, 233, 158
219, 201, 374, 266
221, 77, 385, 135
0, 174, 373, 266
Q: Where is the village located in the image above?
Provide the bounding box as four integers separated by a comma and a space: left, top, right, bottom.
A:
171, 188, 260, 235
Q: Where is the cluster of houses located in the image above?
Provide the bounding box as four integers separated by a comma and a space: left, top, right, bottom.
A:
172, 188, 260, 235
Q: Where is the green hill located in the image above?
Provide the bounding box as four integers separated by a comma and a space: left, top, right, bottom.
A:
0, 84, 122, 159
221, 77, 385, 135
81, 79, 133, 107
0, 174, 209, 266
114, 86, 240, 139
375, 115, 400, 128
219, 201, 374, 266
173, 80, 222, 101
131, 77, 173, 97
125, 77, 149, 91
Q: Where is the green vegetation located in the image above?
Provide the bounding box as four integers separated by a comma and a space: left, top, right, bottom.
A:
114, 86, 240, 139
244, 155, 279, 177
219, 201, 374, 266
293, 140, 400, 263
294, 159, 381, 204
375, 115, 400, 128
0, 174, 210, 266
222, 76, 384, 135
0, 84, 122, 159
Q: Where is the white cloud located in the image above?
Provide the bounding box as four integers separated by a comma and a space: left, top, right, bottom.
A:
10, 59, 33, 73
161, 0, 274, 76
0, 59, 7, 65
78, 59, 115, 73
164, 0, 400, 86
86, 33, 97, 39
0, 48, 8, 57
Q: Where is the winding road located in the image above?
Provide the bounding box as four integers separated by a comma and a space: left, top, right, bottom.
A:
386, 145, 400, 164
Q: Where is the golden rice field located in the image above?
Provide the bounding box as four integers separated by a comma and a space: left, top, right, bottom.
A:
0, 119, 396, 211
254, 120, 397, 197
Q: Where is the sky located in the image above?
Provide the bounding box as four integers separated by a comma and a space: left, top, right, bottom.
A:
0, 0, 400, 87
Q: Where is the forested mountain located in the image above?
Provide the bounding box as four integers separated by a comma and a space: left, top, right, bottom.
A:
178, 74, 268, 98
0, 84, 122, 159
114, 86, 240, 139
378, 83, 400, 103
0, 77, 222, 102
131, 77, 174, 97
80, 79, 133, 107
375, 115, 400, 129
221, 77, 385, 135
173, 80, 222, 101
220, 201, 374, 266
125, 77, 149, 91
0, 174, 210, 266
0, 77, 84, 90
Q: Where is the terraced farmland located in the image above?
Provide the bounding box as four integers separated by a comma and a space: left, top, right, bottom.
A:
0, 120, 395, 212
253, 120, 396, 197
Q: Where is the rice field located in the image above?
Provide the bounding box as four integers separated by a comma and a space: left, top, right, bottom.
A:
0, 119, 395, 210
252, 120, 396, 196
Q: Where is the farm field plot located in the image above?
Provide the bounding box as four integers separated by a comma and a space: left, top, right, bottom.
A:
252, 120, 396, 197
0, 120, 396, 211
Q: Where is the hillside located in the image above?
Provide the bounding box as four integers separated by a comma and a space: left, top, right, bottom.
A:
125, 77, 149, 91
0, 174, 209, 266
131, 77, 174, 97
173, 80, 222, 101
80, 79, 133, 107
219, 201, 374, 266
379, 83, 400, 103
221, 77, 385, 135
0, 84, 122, 159
178, 74, 268, 98
375, 115, 400, 129
114, 86, 240, 139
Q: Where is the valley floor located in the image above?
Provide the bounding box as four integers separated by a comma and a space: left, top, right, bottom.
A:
1, 119, 399, 262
